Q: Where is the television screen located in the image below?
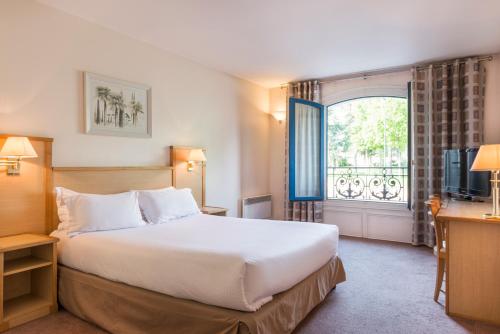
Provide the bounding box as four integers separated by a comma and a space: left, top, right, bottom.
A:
444, 149, 464, 194
466, 148, 491, 197
444, 148, 490, 198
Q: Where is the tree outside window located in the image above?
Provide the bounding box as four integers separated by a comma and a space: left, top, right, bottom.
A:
327, 97, 408, 202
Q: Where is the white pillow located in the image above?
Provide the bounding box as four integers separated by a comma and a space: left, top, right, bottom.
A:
136, 188, 200, 224
64, 191, 145, 236
131, 187, 174, 222
55, 187, 84, 230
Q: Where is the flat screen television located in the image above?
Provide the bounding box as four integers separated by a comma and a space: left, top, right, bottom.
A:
444, 148, 491, 198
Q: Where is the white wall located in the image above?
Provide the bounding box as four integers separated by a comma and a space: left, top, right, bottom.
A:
0, 0, 270, 217
269, 87, 287, 220
321, 71, 411, 105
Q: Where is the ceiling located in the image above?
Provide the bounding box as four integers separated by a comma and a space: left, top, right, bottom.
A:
38, 0, 500, 88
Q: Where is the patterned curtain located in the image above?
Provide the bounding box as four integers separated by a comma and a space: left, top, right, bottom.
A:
411, 58, 486, 246
284, 80, 324, 222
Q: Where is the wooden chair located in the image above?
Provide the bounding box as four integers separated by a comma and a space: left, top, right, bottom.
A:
425, 195, 445, 302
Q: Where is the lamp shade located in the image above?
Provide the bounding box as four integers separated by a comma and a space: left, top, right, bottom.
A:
273, 110, 286, 122
470, 144, 500, 171
0, 137, 38, 158
187, 149, 206, 162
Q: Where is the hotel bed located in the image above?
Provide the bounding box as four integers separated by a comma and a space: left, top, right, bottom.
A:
52, 215, 345, 333
49, 166, 345, 334
52, 214, 340, 312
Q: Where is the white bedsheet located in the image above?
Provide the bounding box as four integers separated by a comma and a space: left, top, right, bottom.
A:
51, 214, 339, 312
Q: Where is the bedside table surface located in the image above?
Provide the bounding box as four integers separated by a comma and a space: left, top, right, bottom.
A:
202, 206, 228, 214
0, 234, 58, 252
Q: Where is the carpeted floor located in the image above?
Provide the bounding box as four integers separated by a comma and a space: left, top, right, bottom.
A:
6, 237, 500, 334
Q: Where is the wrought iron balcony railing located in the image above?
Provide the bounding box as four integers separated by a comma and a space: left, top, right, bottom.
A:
327, 166, 408, 203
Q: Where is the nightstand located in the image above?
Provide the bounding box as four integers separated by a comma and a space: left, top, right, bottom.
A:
201, 206, 228, 216
0, 234, 58, 332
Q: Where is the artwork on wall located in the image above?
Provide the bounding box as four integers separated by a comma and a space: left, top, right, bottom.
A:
84, 72, 152, 137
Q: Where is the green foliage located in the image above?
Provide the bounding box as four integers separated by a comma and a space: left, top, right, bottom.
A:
328, 97, 408, 168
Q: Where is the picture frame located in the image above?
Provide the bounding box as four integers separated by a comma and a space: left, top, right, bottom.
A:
83, 72, 152, 138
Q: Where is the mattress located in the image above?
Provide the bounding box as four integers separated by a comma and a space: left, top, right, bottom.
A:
51, 214, 339, 312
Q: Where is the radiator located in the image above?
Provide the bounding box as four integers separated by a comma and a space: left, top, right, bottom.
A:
241, 194, 272, 219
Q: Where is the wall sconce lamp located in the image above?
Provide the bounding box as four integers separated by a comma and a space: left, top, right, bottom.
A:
186, 149, 206, 172
272, 110, 286, 124
0, 137, 38, 175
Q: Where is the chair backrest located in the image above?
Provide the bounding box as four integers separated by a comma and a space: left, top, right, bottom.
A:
425, 196, 444, 252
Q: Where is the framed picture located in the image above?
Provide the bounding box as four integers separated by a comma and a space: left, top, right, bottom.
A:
84, 72, 152, 137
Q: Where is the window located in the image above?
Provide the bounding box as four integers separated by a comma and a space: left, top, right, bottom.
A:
327, 96, 409, 203
289, 97, 325, 201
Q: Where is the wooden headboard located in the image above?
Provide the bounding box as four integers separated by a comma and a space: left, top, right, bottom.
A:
50, 166, 173, 232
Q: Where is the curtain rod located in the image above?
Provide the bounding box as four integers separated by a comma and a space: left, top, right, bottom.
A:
317, 65, 411, 85
414, 55, 492, 70
282, 55, 494, 88
281, 65, 410, 88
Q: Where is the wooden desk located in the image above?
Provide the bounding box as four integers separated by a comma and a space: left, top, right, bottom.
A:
437, 201, 500, 325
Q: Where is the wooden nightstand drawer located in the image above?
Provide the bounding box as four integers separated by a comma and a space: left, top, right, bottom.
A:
201, 206, 228, 216
0, 234, 58, 332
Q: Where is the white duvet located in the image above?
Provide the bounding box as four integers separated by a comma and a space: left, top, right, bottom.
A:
51, 214, 339, 312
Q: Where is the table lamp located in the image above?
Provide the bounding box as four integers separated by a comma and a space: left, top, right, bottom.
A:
470, 144, 500, 219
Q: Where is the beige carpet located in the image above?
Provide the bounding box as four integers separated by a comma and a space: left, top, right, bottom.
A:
6, 237, 500, 334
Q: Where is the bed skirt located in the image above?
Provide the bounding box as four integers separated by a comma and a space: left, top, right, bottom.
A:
58, 257, 345, 334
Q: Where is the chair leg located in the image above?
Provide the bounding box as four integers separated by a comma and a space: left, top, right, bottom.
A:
434, 258, 445, 302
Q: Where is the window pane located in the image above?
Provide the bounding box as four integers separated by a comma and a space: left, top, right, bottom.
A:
327, 97, 408, 203
295, 102, 321, 197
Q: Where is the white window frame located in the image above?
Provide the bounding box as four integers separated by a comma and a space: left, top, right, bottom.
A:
320, 71, 413, 243
325, 95, 409, 205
